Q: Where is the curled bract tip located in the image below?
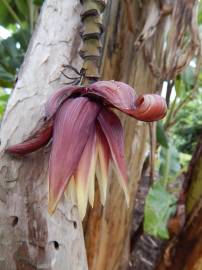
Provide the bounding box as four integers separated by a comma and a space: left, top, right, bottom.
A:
5, 120, 53, 155
132, 94, 167, 122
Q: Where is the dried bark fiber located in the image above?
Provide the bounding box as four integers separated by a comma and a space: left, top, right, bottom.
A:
84, 1, 165, 270
135, 0, 201, 81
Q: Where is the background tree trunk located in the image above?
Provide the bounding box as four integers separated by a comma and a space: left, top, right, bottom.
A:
84, 1, 165, 270
0, 1, 88, 269
157, 134, 202, 270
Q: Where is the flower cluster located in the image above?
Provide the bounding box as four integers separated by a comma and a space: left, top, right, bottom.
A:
6, 81, 167, 219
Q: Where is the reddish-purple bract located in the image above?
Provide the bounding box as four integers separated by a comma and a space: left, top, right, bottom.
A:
48, 97, 100, 213
5, 80, 167, 218
98, 108, 129, 204
5, 120, 53, 155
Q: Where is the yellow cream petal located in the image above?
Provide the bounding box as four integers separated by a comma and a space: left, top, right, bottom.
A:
64, 176, 77, 204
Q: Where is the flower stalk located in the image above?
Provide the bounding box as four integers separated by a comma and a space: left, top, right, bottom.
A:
79, 0, 106, 84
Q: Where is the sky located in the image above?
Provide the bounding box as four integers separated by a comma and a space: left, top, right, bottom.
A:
0, 26, 11, 39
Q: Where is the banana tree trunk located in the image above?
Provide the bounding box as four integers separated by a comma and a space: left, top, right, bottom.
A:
84, 1, 165, 269
0, 1, 88, 269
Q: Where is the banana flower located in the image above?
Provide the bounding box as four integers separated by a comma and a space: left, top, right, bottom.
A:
6, 81, 167, 219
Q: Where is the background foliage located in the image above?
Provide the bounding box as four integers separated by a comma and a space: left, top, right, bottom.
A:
0, 0, 43, 90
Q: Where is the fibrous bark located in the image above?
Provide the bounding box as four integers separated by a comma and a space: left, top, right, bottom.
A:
0, 1, 88, 269
84, 1, 165, 270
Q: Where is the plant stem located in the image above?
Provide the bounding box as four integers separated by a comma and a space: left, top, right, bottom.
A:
149, 122, 155, 185
163, 146, 171, 188
27, 0, 34, 33
165, 49, 201, 131
164, 95, 177, 130
165, 83, 199, 130
165, 80, 174, 107
79, 0, 107, 85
